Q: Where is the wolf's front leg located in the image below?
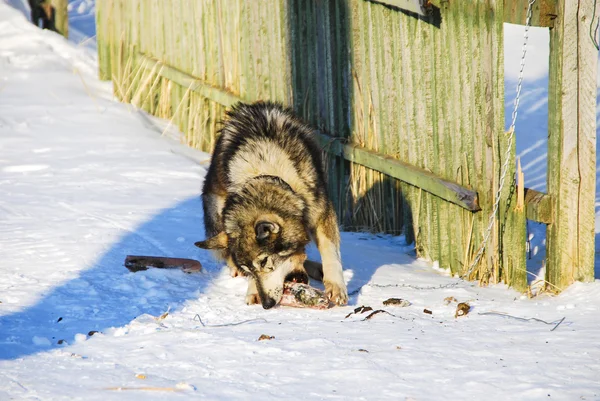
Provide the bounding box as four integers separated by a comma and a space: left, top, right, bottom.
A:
245, 276, 260, 305
315, 213, 348, 306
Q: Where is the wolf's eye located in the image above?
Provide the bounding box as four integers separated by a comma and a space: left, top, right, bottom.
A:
260, 257, 268, 268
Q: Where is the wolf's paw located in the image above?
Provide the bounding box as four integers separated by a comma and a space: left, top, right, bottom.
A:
324, 280, 348, 306
245, 292, 260, 305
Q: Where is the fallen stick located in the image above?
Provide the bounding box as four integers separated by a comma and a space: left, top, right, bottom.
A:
124, 255, 202, 273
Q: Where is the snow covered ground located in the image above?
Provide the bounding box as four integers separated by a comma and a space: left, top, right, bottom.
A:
1, 2, 599, 400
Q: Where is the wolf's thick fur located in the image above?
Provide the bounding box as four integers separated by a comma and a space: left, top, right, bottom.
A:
195, 101, 348, 309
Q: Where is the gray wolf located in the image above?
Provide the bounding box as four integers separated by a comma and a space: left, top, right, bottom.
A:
195, 101, 348, 309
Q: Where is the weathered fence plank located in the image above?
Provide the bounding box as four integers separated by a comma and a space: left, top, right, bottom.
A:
547, 0, 597, 288
503, 0, 557, 27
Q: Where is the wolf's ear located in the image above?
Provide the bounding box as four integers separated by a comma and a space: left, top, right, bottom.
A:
195, 231, 228, 249
255, 220, 280, 240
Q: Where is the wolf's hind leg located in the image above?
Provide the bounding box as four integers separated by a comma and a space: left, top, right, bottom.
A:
202, 192, 243, 278
202, 192, 225, 238
285, 263, 310, 284
303, 260, 324, 282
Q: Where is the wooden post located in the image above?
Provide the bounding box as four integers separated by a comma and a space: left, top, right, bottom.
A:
49, 0, 68, 38
547, 0, 597, 288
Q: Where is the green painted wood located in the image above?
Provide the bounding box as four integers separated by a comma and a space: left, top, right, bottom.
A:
326, 2, 337, 134
418, 4, 439, 263
547, 0, 597, 288
391, 1, 414, 242
306, 0, 317, 124
495, 0, 527, 290
441, 0, 461, 274
431, 1, 454, 273
333, 0, 349, 221
502, 197, 528, 291
322, 1, 340, 212
453, 1, 473, 272
499, 3, 527, 290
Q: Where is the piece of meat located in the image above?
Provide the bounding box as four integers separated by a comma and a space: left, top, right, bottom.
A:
279, 282, 332, 309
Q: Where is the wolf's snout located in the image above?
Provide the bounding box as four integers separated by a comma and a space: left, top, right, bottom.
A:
262, 297, 277, 309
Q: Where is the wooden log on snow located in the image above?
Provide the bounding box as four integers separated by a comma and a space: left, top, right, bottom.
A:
124, 255, 202, 273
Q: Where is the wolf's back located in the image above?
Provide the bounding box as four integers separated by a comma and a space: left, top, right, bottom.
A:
213, 102, 328, 194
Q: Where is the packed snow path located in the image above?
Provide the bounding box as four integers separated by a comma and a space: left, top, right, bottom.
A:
1, 3, 600, 400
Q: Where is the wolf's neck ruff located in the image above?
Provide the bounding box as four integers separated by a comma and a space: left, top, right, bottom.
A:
225, 175, 305, 215
222, 175, 307, 238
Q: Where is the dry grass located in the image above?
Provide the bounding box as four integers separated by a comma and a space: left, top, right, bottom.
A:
110, 48, 225, 154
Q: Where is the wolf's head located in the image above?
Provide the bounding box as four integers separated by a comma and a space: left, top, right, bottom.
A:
196, 176, 310, 309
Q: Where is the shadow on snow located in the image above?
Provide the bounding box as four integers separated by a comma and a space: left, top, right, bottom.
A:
0, 197, 213, 360
0, 195, 391, 360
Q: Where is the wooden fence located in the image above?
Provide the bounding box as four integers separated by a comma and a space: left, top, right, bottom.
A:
96, 0, 597, 292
